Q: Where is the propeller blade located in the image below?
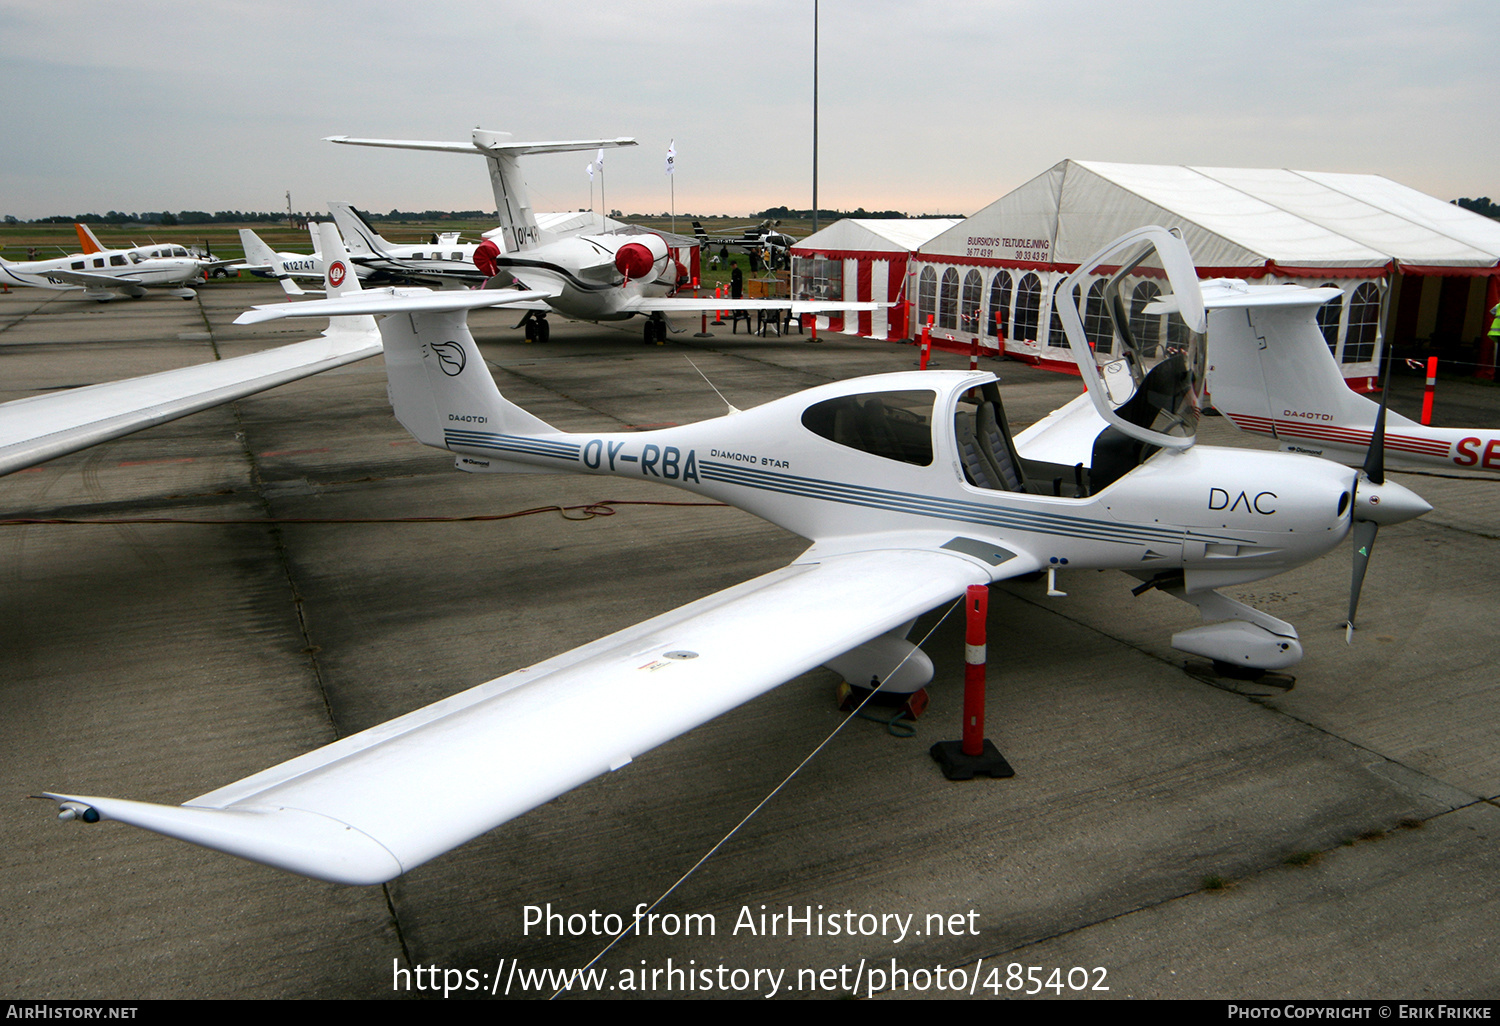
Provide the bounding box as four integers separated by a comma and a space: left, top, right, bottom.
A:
1363, 346, 1395, 485
1346, 518, 1379, 640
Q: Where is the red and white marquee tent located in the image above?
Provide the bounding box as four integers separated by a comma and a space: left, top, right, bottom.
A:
790, 218, 960, 341
913, 161, 1500, 385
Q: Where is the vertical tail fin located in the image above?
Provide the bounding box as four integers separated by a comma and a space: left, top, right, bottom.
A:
1205, 286, 1383, 431
328, 203, 385, 257
75, 224, 104, 255
314, 222, 362, 299
472, 131, 541, 253
237, 229, 281, 273
379, 307, 558, 453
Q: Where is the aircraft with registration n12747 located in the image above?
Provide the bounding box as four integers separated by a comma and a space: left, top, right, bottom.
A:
38, 225, 1431, 886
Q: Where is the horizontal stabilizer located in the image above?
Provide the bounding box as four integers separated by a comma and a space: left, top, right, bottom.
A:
234, 289, 552, 324
327, 134, 636, 158
627, 298, 890, 314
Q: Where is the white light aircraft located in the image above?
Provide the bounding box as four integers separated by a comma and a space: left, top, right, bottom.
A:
0, 225, 222, 301
39, 227, 1430, 886
0, 225, 394, 476
326, 129, 885, 343
235, 225, 325, 284
1200, 280, 1500, 474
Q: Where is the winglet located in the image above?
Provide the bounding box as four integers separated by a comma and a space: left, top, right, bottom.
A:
39, 792, 404, 885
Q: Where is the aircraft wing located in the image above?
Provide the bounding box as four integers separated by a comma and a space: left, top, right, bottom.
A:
0, 326, 381, 477
234, 288, 554, 325
626, 297, 889, 315
1012, 392, 1106, 468
37, 269, 143, 288
43, 545, 1030, 885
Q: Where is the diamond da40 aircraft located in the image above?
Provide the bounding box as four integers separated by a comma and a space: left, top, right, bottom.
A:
325, 129, 883, 343
40, 226, 1430, 885
1200, 280, 1500, 475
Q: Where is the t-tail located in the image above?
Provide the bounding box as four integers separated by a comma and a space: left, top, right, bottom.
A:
1202, 281, 1416, 450
325, 130, 636, 254
327, 202, 386, 258
379, 305, 560, 460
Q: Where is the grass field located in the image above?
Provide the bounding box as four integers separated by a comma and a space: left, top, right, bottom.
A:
0, 215, 817, 292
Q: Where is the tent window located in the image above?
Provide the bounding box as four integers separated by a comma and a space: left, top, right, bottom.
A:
1315, 283, 1343, 353
1344, 282, 1381, 364
793, 255, 842, 300
938, 268, 959, 329
960, 270, 983, 334
1084, 279, 1112, 354
800, 389, 935, 467
987, 271, 1012, 337
1129, 281, 1163, 356
917, 266, 937, 329
1014, 273, 1042, 343
1048, 286, 1069, 349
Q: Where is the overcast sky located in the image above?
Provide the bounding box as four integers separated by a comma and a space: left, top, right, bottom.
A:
2, 0, 1496, 222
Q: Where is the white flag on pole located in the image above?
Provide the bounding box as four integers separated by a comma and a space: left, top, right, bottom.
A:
665, 140, 676, 175
586, 162, 594, 180
596, 147, 605, 170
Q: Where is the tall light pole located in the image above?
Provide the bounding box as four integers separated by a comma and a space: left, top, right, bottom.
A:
812, 0, 819, 236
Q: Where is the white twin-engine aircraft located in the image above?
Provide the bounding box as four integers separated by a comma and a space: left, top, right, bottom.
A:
1200, 280, 1500, 474
326, 129, 884, 343
0, 224, 217, 301
40, 226, 1430, 886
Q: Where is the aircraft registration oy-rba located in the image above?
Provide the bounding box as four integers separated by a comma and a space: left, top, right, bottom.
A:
324, 129, 884, 343
40, 225, 1430, 885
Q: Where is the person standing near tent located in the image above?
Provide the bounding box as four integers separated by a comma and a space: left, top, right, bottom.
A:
731, 264, 743, 300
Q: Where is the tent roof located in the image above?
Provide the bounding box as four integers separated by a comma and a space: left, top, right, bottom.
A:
794, 218, 962, 254
920, 161, 1500, 270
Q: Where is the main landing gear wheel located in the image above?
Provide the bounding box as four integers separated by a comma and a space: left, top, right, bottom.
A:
643, 318, 667, 345
524, 315, 550, 343
1182, 659, 1296, 697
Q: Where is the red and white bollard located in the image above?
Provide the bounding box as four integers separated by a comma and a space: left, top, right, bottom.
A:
969, 336, 980, 371
930, 585, 1014, 780
919, 316, 933, 369
1421, 356, 1438, 425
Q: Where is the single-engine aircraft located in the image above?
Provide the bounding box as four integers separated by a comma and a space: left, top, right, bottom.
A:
0, 229, 216, 301
326, 129, 883, 343
38, 226, 1431, 886
1199, 280, 1500, 474
235, 225, 326, 285
0, 234, 208, 294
